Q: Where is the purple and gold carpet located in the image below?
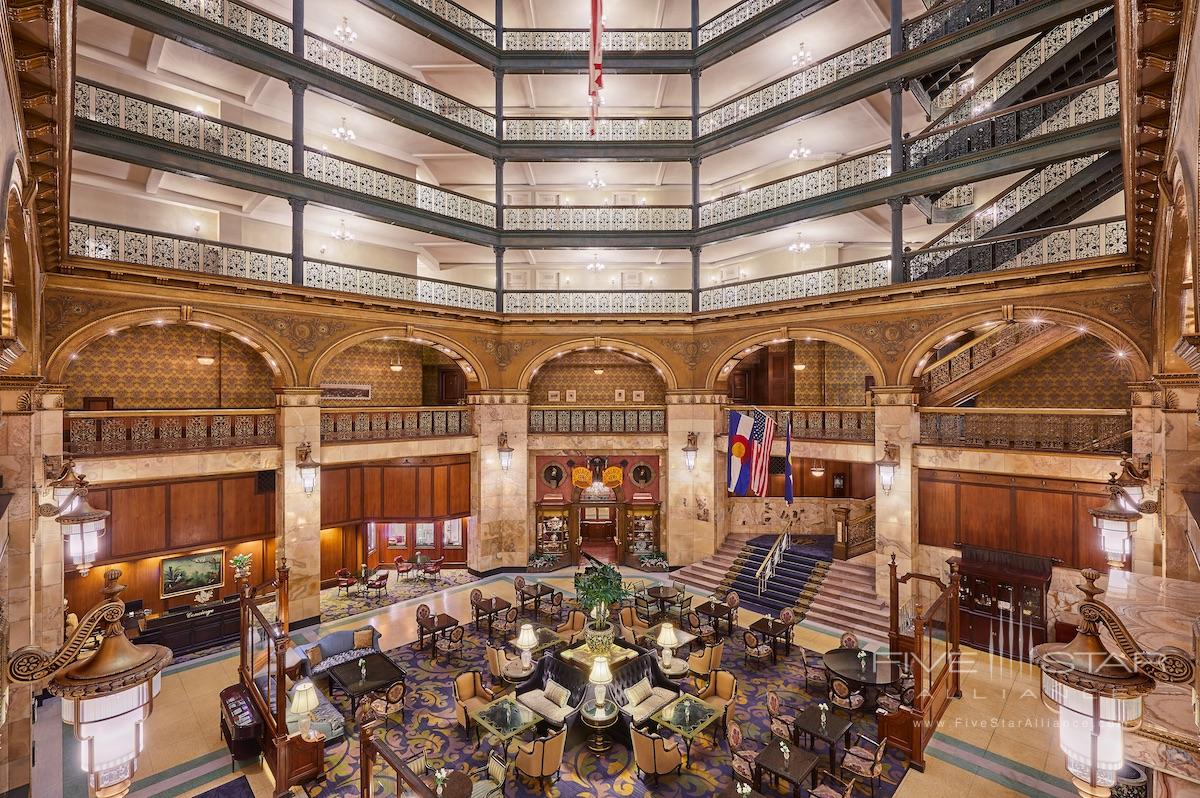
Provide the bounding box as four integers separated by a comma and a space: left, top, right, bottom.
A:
310, 623, 910, 797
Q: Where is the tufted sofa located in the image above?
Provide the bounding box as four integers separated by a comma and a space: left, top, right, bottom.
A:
608, 653, 681, 728
513, 655, 590, 729
296, 625, 382, 679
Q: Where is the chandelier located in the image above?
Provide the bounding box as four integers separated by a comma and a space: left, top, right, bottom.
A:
788, 138, 812, 160
788, 231, 811, 253
586, 253, 605, 272
332, 219, 354, 242
587, 170, 606, 190
791, 43, 812, 67
331, 116, 356, 142
334, 16, 358, 44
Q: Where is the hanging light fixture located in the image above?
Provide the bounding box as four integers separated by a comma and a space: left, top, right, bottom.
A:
1031, 570, 1194, 798
389, 343, 404, 373
1114, 454, 1157, 513
586, 170, 606, 190
1089, 474, 1142, 569
332, 219, 354, 242
810, 460, 826, 478
195, 328, 217, 366
791, 42, 812, 67
331, 116, 356, 142
788, 138, 812, 160
6, 569, 172, 798
497, 432, 514, 471
39, 460, 110, 577
681, 432, 699, 471
875, 442, 900, 495
296, 442, 321, 494
586, 253, 605, 272
333, 15, 358, 44
788, 231, 812, 253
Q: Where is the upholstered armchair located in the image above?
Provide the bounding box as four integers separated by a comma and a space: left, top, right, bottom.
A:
468, 752, 508, 798
367, 680, 407, 727
829, 676, 865, 711
452, 671, 495, 741
811, 769, 857, 798
630, 725, 682, 783
334, 568, 357, 597
513, 726, 567, 790
365, 570, 389, 598
743, 630, 772, 667
878, 666, 917, 714
435, 625, 465, 662
423, 556, 444, 579
484, 643, 515, 693
555, 610, 587, 645
685, 611, 716, 645
687, 640, 724, 689
393, 555, 414, 580
619, 605, 650, 634
841, 733, 888, 798
767, 690, 798, 744
540, 591, 565, 623
800, 644, 828, 689
697, 669, 737, 735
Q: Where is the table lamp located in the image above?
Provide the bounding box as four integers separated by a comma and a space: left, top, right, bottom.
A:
590, 655, 613, 708
657, 623, 680, 666
516, 623, 538, 669
290, 679, 319, 740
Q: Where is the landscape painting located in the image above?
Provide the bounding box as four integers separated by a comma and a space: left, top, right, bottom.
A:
161, 549, 225, 599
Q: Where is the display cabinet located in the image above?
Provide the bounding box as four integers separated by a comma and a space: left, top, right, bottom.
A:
623, 503, 663, 570
951, 546, 1051, 662
534, 504, 573, 570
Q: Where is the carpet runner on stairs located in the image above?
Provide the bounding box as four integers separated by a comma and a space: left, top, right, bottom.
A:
718, 535, 833, 617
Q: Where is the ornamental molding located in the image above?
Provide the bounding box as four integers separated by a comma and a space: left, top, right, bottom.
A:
249, 313, 349, 356
473, 337, 534, 369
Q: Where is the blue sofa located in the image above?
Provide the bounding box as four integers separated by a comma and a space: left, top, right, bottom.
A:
297, 625, 382, 679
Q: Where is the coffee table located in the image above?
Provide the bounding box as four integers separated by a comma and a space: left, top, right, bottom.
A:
749, 617, 794, 662
651, 693, 719, 765
501, 657, 536, 684
754, 737, 820, 798
326, 652, 406, 718
559, 641, 638, 675
580, 699, 619, 753
793, 705, 854, 774
509, 624, 562, 655
471, 695, 544, 761
655, 653, 690, 679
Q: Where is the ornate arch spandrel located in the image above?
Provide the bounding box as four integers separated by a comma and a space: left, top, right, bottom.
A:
307, 326, 491, 391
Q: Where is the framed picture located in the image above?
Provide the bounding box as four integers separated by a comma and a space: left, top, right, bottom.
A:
632, 390, 645, 402
320, 383, 371, 401
547, 390, 561, 402
614, 389, 626, 402
415, 522, 435, 548
161, 549, 225, 599
384, 523, 408, 549
565, 389, 577, 403
443, 518, 464, 548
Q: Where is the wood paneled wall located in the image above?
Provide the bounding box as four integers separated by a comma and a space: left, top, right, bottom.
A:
917, 469, 1110, 569
765, 459, 874, 499
320, 456, 471, 527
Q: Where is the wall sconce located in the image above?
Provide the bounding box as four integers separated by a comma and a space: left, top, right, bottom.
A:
1032, 570, 1195, 798
497, 432, 514, 471
38, 458, 109, 577
296, 442, 321, 494
875, 442, 900, 494
681, 432, 698, 471
1089, 473, 1142, 569
1115, 454, 1158, 514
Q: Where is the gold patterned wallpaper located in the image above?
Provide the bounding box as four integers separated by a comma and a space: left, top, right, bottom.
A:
321, 340, 456, 406
64, 325, 276, 409
976, 337, 1130, 408
530, 350, 666, 404
793, 342, 872, 406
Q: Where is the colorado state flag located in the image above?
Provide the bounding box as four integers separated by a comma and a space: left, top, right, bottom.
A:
727, 409, 775, 497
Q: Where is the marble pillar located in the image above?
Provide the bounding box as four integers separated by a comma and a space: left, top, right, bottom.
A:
1129, 383, 1163, 575
665, 393, 724, 566
1142, 377, 1200, 581
470, 392, 529, 573
872, 387, 920, 599
276, 388, 323, 626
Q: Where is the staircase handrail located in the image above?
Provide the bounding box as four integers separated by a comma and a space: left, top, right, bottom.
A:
755, 531, 790, 597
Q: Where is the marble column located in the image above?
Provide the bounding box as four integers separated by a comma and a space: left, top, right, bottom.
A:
871, 387, 920, 599
666, 393, 725, 566
470, 392, 529, 573
1129, 382, 1163, 575
33, 384, 66, 652
1140, 377, 1200, 580
276, 388, 323, 626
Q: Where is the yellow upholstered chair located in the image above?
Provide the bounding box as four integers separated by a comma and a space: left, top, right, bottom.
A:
453, 671, 494, 742
513, 726, 567, 789
555, 610, 588, 645
630, 724, 682, 783
619, 605, 650, 634
687, 640, 724, 689
697, 669, 738, 735
484, 644, 515, 693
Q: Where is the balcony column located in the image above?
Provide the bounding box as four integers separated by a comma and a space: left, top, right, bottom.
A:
666, 392, 725, 566
276, 388, 322, 627
290, 79, 305, 175
1128, 383, 1162, 575
888, 75, 906, 285
289, 197, 305, 286
292, 0, 304, 58
495, 246, 505, 312
871, 386, 919, 599
469, 392, 529, 573
690, 0, 699, 49
690, 246, 701, 312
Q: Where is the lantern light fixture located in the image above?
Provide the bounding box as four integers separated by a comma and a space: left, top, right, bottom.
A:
1089, 473, 1142, 569
497, 432, 514, 472
682, 432, 699, 472
1114, 454, 1157, 514
331, 218, 354, 242
586, 253, 606, 272
875, 442, 900, 495
40, 459, 110, 577
296, 442, 321, 494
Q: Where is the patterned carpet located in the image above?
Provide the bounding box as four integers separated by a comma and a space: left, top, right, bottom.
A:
309, 620, 910, 798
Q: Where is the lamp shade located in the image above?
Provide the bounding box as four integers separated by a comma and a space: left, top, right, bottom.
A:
515, 623, 538, 651
875, 443, 900, 495
497, 432, 514, 471
589, 656, 613, 685
656, 623, 679, 649
681, 432, 699, 471
810, 461, 826, 478
62, 674, 160, 782
290, 680, 319, 715
1090, 475, 1141, 568
57, 494, 109, 577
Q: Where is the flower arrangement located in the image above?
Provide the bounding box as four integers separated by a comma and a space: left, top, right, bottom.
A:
528, 552, 560, 570
194, 588, 214, 604
779, 739, 790, 760
229, 553, 252, 574
639, 550, 669, 570
857, 650, 868, 669
357, 657, 366, 681
735, 784, 751, 796
434, 768, 449, 796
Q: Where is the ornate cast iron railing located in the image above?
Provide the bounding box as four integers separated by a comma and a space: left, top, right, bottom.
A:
65, 409, 278, 456
833, 498, 876, 560
528, 406, 667, 434
918, 408, 1131, 454
502, 29, 691, 51
320, 406, 473, 443
905, 217, 1127, 281
405, 0, 496, 45
303, 258, 495, 311
727, 406, 875, 442
302, 149, 496, 228
75, 82, 293, 172
157, 0, 293, 51
698, 0, 786, 44
502, 205, 692, 232
504, 291, 691, 315
304, 34, 495, 136
502, 117, 692, 142
68, 220, 292, 284
698, 257, 890, 311
918, 321, 1044, 393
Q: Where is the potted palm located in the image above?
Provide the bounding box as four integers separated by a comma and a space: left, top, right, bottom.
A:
574, 562, 630, 657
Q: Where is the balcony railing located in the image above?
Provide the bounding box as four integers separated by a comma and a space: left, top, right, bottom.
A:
67, 220, 292, 284
320, 406, 473, 443
502, 205, 692, 232
528, 406, 666, 434
404, 0, 496, 45
905, 217, 1127, 282
919, 321, 1043, 393
75, 81, 292, 172
503, 291, 691, 315
698, 0, 786, 44
502, 29, 691, 51
65, 409, 278, 456
157, 0, 292, 51
727, 406, 875, 442
502, 117, 692, 142
304, 258, 495, 311
918, 408, 1130, 454
698, 257, 890, 312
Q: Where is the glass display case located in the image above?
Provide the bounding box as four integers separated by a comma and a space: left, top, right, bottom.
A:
534, 504, 572, 569
623, 504, 662, 569
952, 547, 1051, 663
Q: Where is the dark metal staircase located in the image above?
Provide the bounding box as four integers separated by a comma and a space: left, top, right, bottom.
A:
987, 151, 1124, 235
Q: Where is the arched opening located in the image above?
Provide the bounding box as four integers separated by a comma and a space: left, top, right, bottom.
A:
320, 338, 470, 406
712, 336, 878, 407
529, 349, 667, 407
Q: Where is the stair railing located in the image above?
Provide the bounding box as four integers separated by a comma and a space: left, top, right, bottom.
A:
833, 500, 877, 560
755, 532, 789, 596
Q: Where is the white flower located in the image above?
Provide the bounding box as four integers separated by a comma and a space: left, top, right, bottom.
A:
819, 702, 829, 711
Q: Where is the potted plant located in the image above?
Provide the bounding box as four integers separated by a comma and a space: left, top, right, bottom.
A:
229, 553, 253, 580
574, 562, 629, 656
638, 550, 670, 572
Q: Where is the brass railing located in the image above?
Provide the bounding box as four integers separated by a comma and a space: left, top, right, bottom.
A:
755, 531, 790, 596
320, 406, 473, 443
918, 407, 1130, 454
528, 406, 666, 434
65, 409, 278, 456
919, 321, 1044, 393
727, 406, 875, 442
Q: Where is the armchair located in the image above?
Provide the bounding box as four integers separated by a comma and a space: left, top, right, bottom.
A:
743, 630, 773, 667
555, 610, 587, 646
334, 568, 357, 597
493, 606, 519, 637
393, 555, 414, 581
513, 727, 567, 790
484, 643, 515, 693
800, 644, 828, 689
435, 625, 466, 662
727, 715, 764, 785
364, 570, 389, 599
829, 676, 865, 711
423, 556, 444, 580
685, 611, 716, 645
452, 671, 495, 742
366, 680, 407, 727
619, 606, 650, 635
767, 690, 798, 744
630, 725, 682, 783
469, 752, 508, 798
812, 769, 857, 798
686, 640, 724, 690
841, 733, 888, 798
697, 669, 737, 736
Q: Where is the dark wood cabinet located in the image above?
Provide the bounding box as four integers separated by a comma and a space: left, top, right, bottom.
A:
951, 546, 1051, 663
138, 595, 243, 655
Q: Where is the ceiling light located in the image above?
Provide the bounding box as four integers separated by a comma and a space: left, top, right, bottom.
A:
195, 355, 216, 366
586, 253, 605, 272
791, 43, 812, 67
794, 363, 806, 371
587, 170, 606, 190
789, 139, 811, 160
334, 16, 358, 44
331, 116, 356, 142
788, 232, 811, 253
389, 364, 404, 372
593, 368, 604, 375
332, 219, 354, 242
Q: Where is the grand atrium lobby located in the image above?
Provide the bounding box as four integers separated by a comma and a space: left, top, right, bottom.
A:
0, 0, 1199, 797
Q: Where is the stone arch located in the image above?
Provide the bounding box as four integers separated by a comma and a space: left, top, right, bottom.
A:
515, 338, 679, 392
46, 307, 298, 388
897, 307, 1152, 386
308, 327, 489, 390
703, 329, 886, 393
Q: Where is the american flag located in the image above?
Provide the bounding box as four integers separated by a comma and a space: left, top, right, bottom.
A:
748, 409, 776, 497
588, 0, 604, 135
